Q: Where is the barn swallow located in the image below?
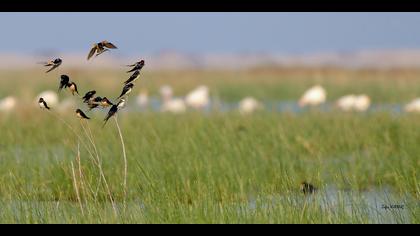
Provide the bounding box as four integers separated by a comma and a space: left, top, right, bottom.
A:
87, 96, 103, 110
100, 97, 113, 108
38, 58, 62, 73
300, 182, 317, 195
117, 83, 134, 99
82, 90, 97, 103
68, 82, 79, 96
123, 70, 140, 85
87, 40, 118, 60
103, 99, 125, 127
126, 60, 145, 73
76, 109, 90, 120
103, 103, 119, 127
58, 75, 70, 92
38, 97, 50, 110
117, 98, 126, 109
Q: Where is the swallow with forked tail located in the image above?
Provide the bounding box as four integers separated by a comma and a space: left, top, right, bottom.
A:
58, 75, 70, 92
76, 109, 90, 120
87, 40, 118, 60
126, 60, 145, 73
38, 58, 62, 73
123, 70, 140, 85
117, 83, 134, 99
38, 97, 50, 110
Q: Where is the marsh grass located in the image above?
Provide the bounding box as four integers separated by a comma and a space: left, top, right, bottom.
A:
0, 110, 418, 223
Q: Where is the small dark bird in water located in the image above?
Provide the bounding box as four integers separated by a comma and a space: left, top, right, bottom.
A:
38, 97, 50, 110
38, 58, 62, 73
58, 75, 70, 92
100, 97, 113, 108
103, 99, 125, 127
87, 40, 118, 60
117, 83, 134, 99
82, 90, 97, 103
68, 82, 79, 96
76, 109, 90, 120
300, 182, 317, 195
126, 60, 145, 73
87, 96, 103, 110
123, 70, 140, 85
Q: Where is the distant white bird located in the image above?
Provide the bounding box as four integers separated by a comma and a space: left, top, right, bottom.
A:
404, 98, 420, 113
136, 90, 149, 109
0, 96, 17, 112
336, 94, 371, 112
185, 85, 210, 110
35, 90, 59, 107
336, 95, 356, 112
160, 85, 186, 114
353, 95, 371, 112
299, 85, 327, 107
238, 97, 263, 115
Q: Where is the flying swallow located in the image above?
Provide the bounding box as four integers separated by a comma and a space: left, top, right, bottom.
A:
87, 96, 103, 110
117, 83, 134, 100
103, 99, 125, 127
58, 75, 70, 92
68, 82, 79, 96
126, 60, 145, 73
123, 70, 140, 85
100, 97, 114, 108
76, 109, 90, 120
38, 58, 62, 73
82, 90, 97, 103
87, 40, 118, 60
38, 97, 50, 110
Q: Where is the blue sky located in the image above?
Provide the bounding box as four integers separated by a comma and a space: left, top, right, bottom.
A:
1, 12, 420, 55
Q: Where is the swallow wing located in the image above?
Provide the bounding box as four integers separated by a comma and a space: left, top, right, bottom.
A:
46, 64, 60, 73
43, 101, 51, 110
103, 105, 117, 127
87, 45, 97, 60
124, 71, 139, 84
102, 41, 117, 49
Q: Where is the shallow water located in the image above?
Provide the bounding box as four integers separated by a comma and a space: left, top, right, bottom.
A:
248, 186, 417, 223
125, 98, 409, 115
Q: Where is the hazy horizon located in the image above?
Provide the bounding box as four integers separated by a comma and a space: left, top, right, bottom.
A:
1, 13, 420, 56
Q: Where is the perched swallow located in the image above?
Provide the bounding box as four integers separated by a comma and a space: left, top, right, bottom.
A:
38, 97, 50, 110
87, 96, 103, 110
103, 99, 125, 127
126, 60, 145, 73
58, 75, 70, 92
100, 97, 113, 108
76, 109, 90, 120
82, 90, 97, 103
300, 182, 317, 195
103, 104, 118, 127
87, 40, 118, 60
39, 58, 62, 73
123, 70, 140, 85
117, 98, 126, 109
117, 83, 134, 99
68, 82, 79, 96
